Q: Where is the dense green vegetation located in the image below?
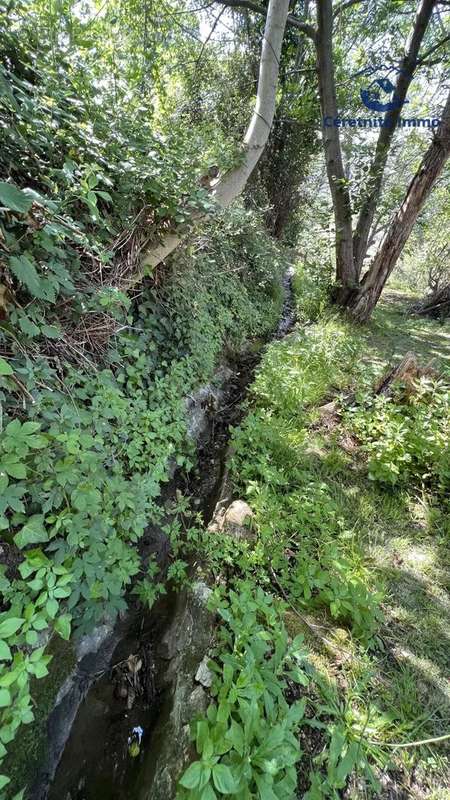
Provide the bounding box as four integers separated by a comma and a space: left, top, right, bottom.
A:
183, 292, 449, 798
0, 195, 284, 795
1, 0, 449, 798
0, 9, 285, 787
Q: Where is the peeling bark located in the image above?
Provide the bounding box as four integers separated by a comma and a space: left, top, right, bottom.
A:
347, 89, 450, 322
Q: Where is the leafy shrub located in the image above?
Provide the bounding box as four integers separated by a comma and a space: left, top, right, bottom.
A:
178, 587, 381, 800
346, 377, 449, 491
178, 585, 310, 799
0, 136, 285, 797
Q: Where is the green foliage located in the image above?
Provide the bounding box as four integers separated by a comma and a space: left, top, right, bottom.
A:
346, 377, 449, 491
0, 199, 284, 795
0, 3, 288, 792
248, 315, 359, 419
198, 315, 381, 643
177, 587, 383, 800
201, 299, 450, 798
292, 261, 333, 323
178, 585, 309, 800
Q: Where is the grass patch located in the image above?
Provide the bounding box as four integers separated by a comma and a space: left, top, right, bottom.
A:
188, 291, 450, 798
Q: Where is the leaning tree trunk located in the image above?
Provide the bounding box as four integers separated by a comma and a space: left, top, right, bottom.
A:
352, 0, 435, 275
315, 0, 356, 298
347, 89, 450, 322
135, 0, 290, 280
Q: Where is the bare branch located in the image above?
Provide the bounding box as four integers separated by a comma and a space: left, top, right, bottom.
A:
214, 0, 316, 39
417, 32, 450, 63
194, 6, 227, 73
333, 0, 364, 18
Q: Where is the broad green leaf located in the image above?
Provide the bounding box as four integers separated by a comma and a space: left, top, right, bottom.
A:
225, 720, 245, 757
53, 586, 71, 599
14, 516, 48, 549
0, 688, 12, 707
196, 720, 210, 753
31, 660, 49, 679
335, 741, 359, 785
201, 785, 217, 800
8, 255, 43, 298
29, 646, 46, 663
25, 629, 38, 646
178, 760, 203, 790
0, 773, 11, 790
46, 597, 58, 619
0, 358, 13, 376
0, 617, 24, 638
0, 181, 32, 214
96, 190, 112, 202
1, 459, 27, 479
212, 764, 237, 794
19, 315, 40, 337
21, 422, 40, 434
41, 324, 61, 339
254, 774, 278, 800
54, 614, 71, 641
0, 641, 11, 661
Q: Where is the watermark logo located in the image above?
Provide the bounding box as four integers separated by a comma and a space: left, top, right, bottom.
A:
359, 64, 409, 113
322, 62, 441, 130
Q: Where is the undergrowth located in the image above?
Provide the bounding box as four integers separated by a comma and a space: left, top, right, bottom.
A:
0, 193, 284, 798
181, 289, 450, 798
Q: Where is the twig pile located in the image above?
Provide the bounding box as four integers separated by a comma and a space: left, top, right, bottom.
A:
411, 283, 450, 319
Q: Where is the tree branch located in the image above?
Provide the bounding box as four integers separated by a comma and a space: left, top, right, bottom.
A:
349, 88, 450, 321
416, 32, 450, 63
352, 0, 436, 276
333, 0, 364, 18
215, 0, 316, 39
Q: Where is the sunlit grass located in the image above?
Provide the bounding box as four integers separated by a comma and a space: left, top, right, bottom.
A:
229, 291, 450, 795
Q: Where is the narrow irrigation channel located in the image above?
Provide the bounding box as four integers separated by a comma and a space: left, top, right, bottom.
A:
37, 269, 297, 800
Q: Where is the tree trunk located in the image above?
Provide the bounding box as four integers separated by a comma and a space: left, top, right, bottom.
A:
352, 0, 435, 275
315, 0, 356, 297
347, 89, 450, 322
137, 0, 290, 279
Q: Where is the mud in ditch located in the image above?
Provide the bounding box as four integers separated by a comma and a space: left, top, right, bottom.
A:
46, 594, 176, 800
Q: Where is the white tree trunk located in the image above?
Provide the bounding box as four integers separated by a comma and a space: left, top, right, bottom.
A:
139, 0, 290, 274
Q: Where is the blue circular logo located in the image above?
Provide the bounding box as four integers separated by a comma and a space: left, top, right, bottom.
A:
360, 65, 410, 113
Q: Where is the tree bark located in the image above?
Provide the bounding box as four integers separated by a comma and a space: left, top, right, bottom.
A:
315, 0, 356, 297
352, 0, 436, 275
347, 88, 450, 322
137, 0, 290, 279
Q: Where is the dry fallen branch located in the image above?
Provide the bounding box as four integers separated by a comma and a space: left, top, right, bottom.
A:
374, 351, 439, 397
40, 312, 122, 367
411, 283, 450, 319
